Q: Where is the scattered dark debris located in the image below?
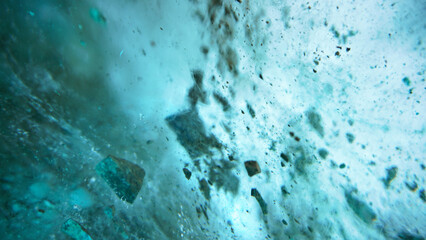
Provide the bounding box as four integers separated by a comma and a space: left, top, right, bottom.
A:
402, 77, 411, 86
335, 51, 340, 57
419, 189, 425, 202
246, 102, 256, 118
313, 60, 319, 65
259, 73, 264, 80
306, 109, 325, 137
165, 109, 222, 159
199, 178, 211, 200
345, 190, 377, 223
294, 136, 300, 142
213, 92, 231, 111
339, 163, 346, 169
289, 132, 295, 137
382, 166, 398, 188
96, 155, 145, 203
346, 47, 351, 52
405, 181, 418, 191
282, 219, 288, 225
313, 69, 317, 73
346, 133, 355, 143
183, 168, 192, 180
244, 160, 261, 177
251, 188, 268, 215
318, 148, 329, 159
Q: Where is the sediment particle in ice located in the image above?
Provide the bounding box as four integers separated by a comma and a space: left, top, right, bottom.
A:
306, 109, 324, 137
346, 133, 355, 143
199, 178, 211, 200
244, 160, 261, 177
345, 190, 377, 224
382, 166, 398, 188
166, 109, 221, 158
62, 218, 93, 240
251, 188, 268, 215
96, 155, 145, 203
318, 148, 329, 159
183, 168, 192, 180
419, 189, 426, 202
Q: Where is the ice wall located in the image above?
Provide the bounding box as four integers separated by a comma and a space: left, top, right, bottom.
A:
0, 0, 425, 239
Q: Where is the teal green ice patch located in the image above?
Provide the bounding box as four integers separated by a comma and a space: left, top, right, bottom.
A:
96, 155, 145, 203
62, 218, 93, 240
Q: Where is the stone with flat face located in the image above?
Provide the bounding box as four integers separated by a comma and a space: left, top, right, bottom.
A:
96, 155, 145, 203
244, 160, 261, 177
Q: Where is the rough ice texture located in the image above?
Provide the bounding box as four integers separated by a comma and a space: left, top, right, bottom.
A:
0, 0, 425, 239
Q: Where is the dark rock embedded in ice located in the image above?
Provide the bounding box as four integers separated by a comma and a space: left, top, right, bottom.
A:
199, 178, 211, 200
346, 133, 355, 143
183, 168, 192, 180
187, 70, 207, 107
419, 189, 426, 203
246, 102, 256, 118
318, 148, 329, 159
62, 218, 93, 240
166, 109, 221, 159
244, 160, 261, 177
251, 188, 268, 215
96, 155, 145, 203
306, 109, 324, 137
382, 166, 398, 188
213, 92, 231, 112
345, 190, 377, 224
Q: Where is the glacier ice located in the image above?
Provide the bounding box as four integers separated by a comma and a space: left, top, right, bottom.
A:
0, 0, 425, 239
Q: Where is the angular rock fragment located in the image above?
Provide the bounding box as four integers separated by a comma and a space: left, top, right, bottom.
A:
244, 160, 261, 177
166, 109, 221, 158
199, 178, 211, 200
62, 218, 93, 240
96, 155, 145, 203
251, 188, 268, 215
382, 166, 398, 188
183, 168, 192, 180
